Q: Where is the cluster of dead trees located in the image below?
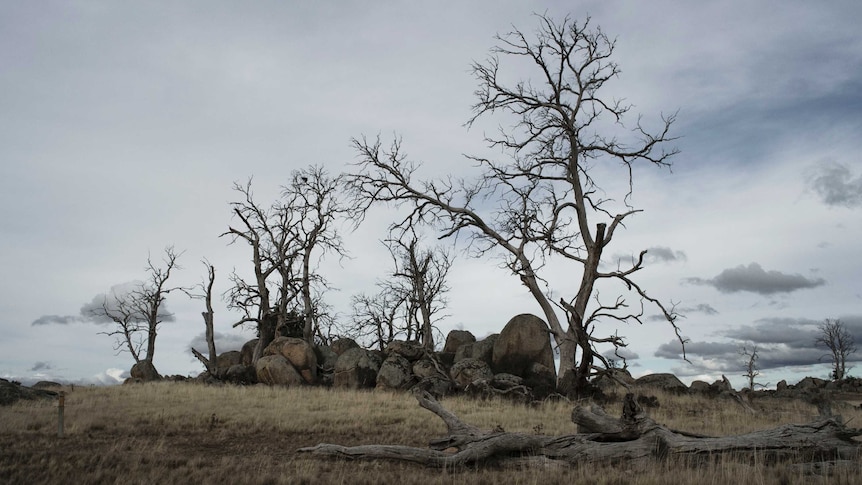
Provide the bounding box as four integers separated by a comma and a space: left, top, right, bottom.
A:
87, 13, 856, 396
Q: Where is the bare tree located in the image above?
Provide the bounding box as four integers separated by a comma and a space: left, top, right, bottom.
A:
190, 261, 218, 375
739, 343, 764, 390
347, 15, 684, 395
347, 291, 405, 350
223, 167, 351, 363
89, 246, 184, 369
346, 234, 452, 350
816, 318, 857, 380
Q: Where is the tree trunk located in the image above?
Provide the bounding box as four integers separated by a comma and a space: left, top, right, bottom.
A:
299, 391, 861, 469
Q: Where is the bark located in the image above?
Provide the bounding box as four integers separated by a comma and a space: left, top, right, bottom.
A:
298, 391, 861, 469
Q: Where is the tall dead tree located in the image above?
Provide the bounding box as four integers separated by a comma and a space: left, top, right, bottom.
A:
282, 166, 352, 343
816, 318, 857, 380
190, 261, 218, 375
739, 343, 764, 390
223, 167, 351, 362
347, 15, 684, 395
223, 179, 301, 363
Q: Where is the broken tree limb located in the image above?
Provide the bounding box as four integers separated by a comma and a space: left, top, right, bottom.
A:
298, 391, 862, 468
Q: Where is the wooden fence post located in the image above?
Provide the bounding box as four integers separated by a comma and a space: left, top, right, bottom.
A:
57, 391, 65, 438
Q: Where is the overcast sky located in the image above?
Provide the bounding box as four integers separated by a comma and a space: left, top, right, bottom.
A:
2, 1, 861, 389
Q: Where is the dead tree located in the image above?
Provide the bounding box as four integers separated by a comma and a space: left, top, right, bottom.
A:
739, 343, 764, 390
815, 318, 857, 380
346, 14, 685, 395
224, 169, 352, 361
190, 261, 218, 375
89, 246, 183, 367
299, 390, 861, 469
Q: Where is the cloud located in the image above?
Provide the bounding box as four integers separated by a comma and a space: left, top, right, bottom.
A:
32, 281, 175, 326
644, 246, 687, 264
656, 315, 862, 377
188, 331, 250, 355
30, 362, 53, 372
807, 160, 862, 208
607, 246, 687, 269
602, 347, 639, 362
684, 263, 826, 295
31, 315, 83, 326
681, 303, 719, 315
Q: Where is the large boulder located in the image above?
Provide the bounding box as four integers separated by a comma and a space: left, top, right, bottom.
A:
523, 362, 556, 398
333, 348, 382, 389
491, 314, 556, 381
413, 359, 445, 379
130, 361, 161, 382
330, 338, 360, 356
216, 351, 242, 377
240, 339, 259, 366
376, 355, 414, 390
264, 337, 318, 384
453, 335, 498, 365
413, 376, 453, 398
796, 376, 827, 390
0, 378, 58, 406
634, 373, 687, 393
314, 345, 339, 386
593, 368, 636, 390
443, 330, 476, 354
449, 358, 493, 389
255, 355, 304, 386
386, 340, 425, 361
224, 364, 257, 385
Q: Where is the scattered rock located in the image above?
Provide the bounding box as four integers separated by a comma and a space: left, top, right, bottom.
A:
255, 355, 304, 386
376, 355, 414, 391
264, 337, 318, 384
330, 338, 360, 356
130, 361, 161, 382
386, 340, 426, 361
241, 339, 259, 366
634, 373, 687, 393
449, 358, 493, 389
443, 330, 476, 354
333, 348, 382, 389
0, 378, 58, 406
32, 381, 62, 390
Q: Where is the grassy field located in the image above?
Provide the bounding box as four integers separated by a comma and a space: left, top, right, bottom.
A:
1, 382, 860, 484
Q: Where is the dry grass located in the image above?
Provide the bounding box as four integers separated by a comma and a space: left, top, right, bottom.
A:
1, 383, 860, 484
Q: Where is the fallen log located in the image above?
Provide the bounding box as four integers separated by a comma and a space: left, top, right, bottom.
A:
297, 389, 861, 469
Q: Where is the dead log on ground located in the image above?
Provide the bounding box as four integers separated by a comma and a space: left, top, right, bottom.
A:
297, 390, 861, 468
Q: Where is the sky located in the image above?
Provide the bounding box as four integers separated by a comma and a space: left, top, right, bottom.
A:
2, 1, 861, 389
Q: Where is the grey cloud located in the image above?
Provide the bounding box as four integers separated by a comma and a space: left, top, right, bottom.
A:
807, 161, 862, 208
31, 314, 83, 326
685, 263, 826, 295
681, 303, 719, 315
657, 315, 862, 375
602, 347, 639, 362
655, 340, 738, 360
32, 282, 175, 326
644, 246, 687, 264
188, 331, 250, 355
30, 361, 53, 372
608, 246, 687, 269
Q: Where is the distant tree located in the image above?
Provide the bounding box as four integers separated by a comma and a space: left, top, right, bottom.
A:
90, 246, 183, 367
347, 14, 684, 395
815, 318, 857, 380
739, 343, 765, 390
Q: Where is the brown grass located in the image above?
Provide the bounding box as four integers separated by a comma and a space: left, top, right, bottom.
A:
0, 383, 860, 484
